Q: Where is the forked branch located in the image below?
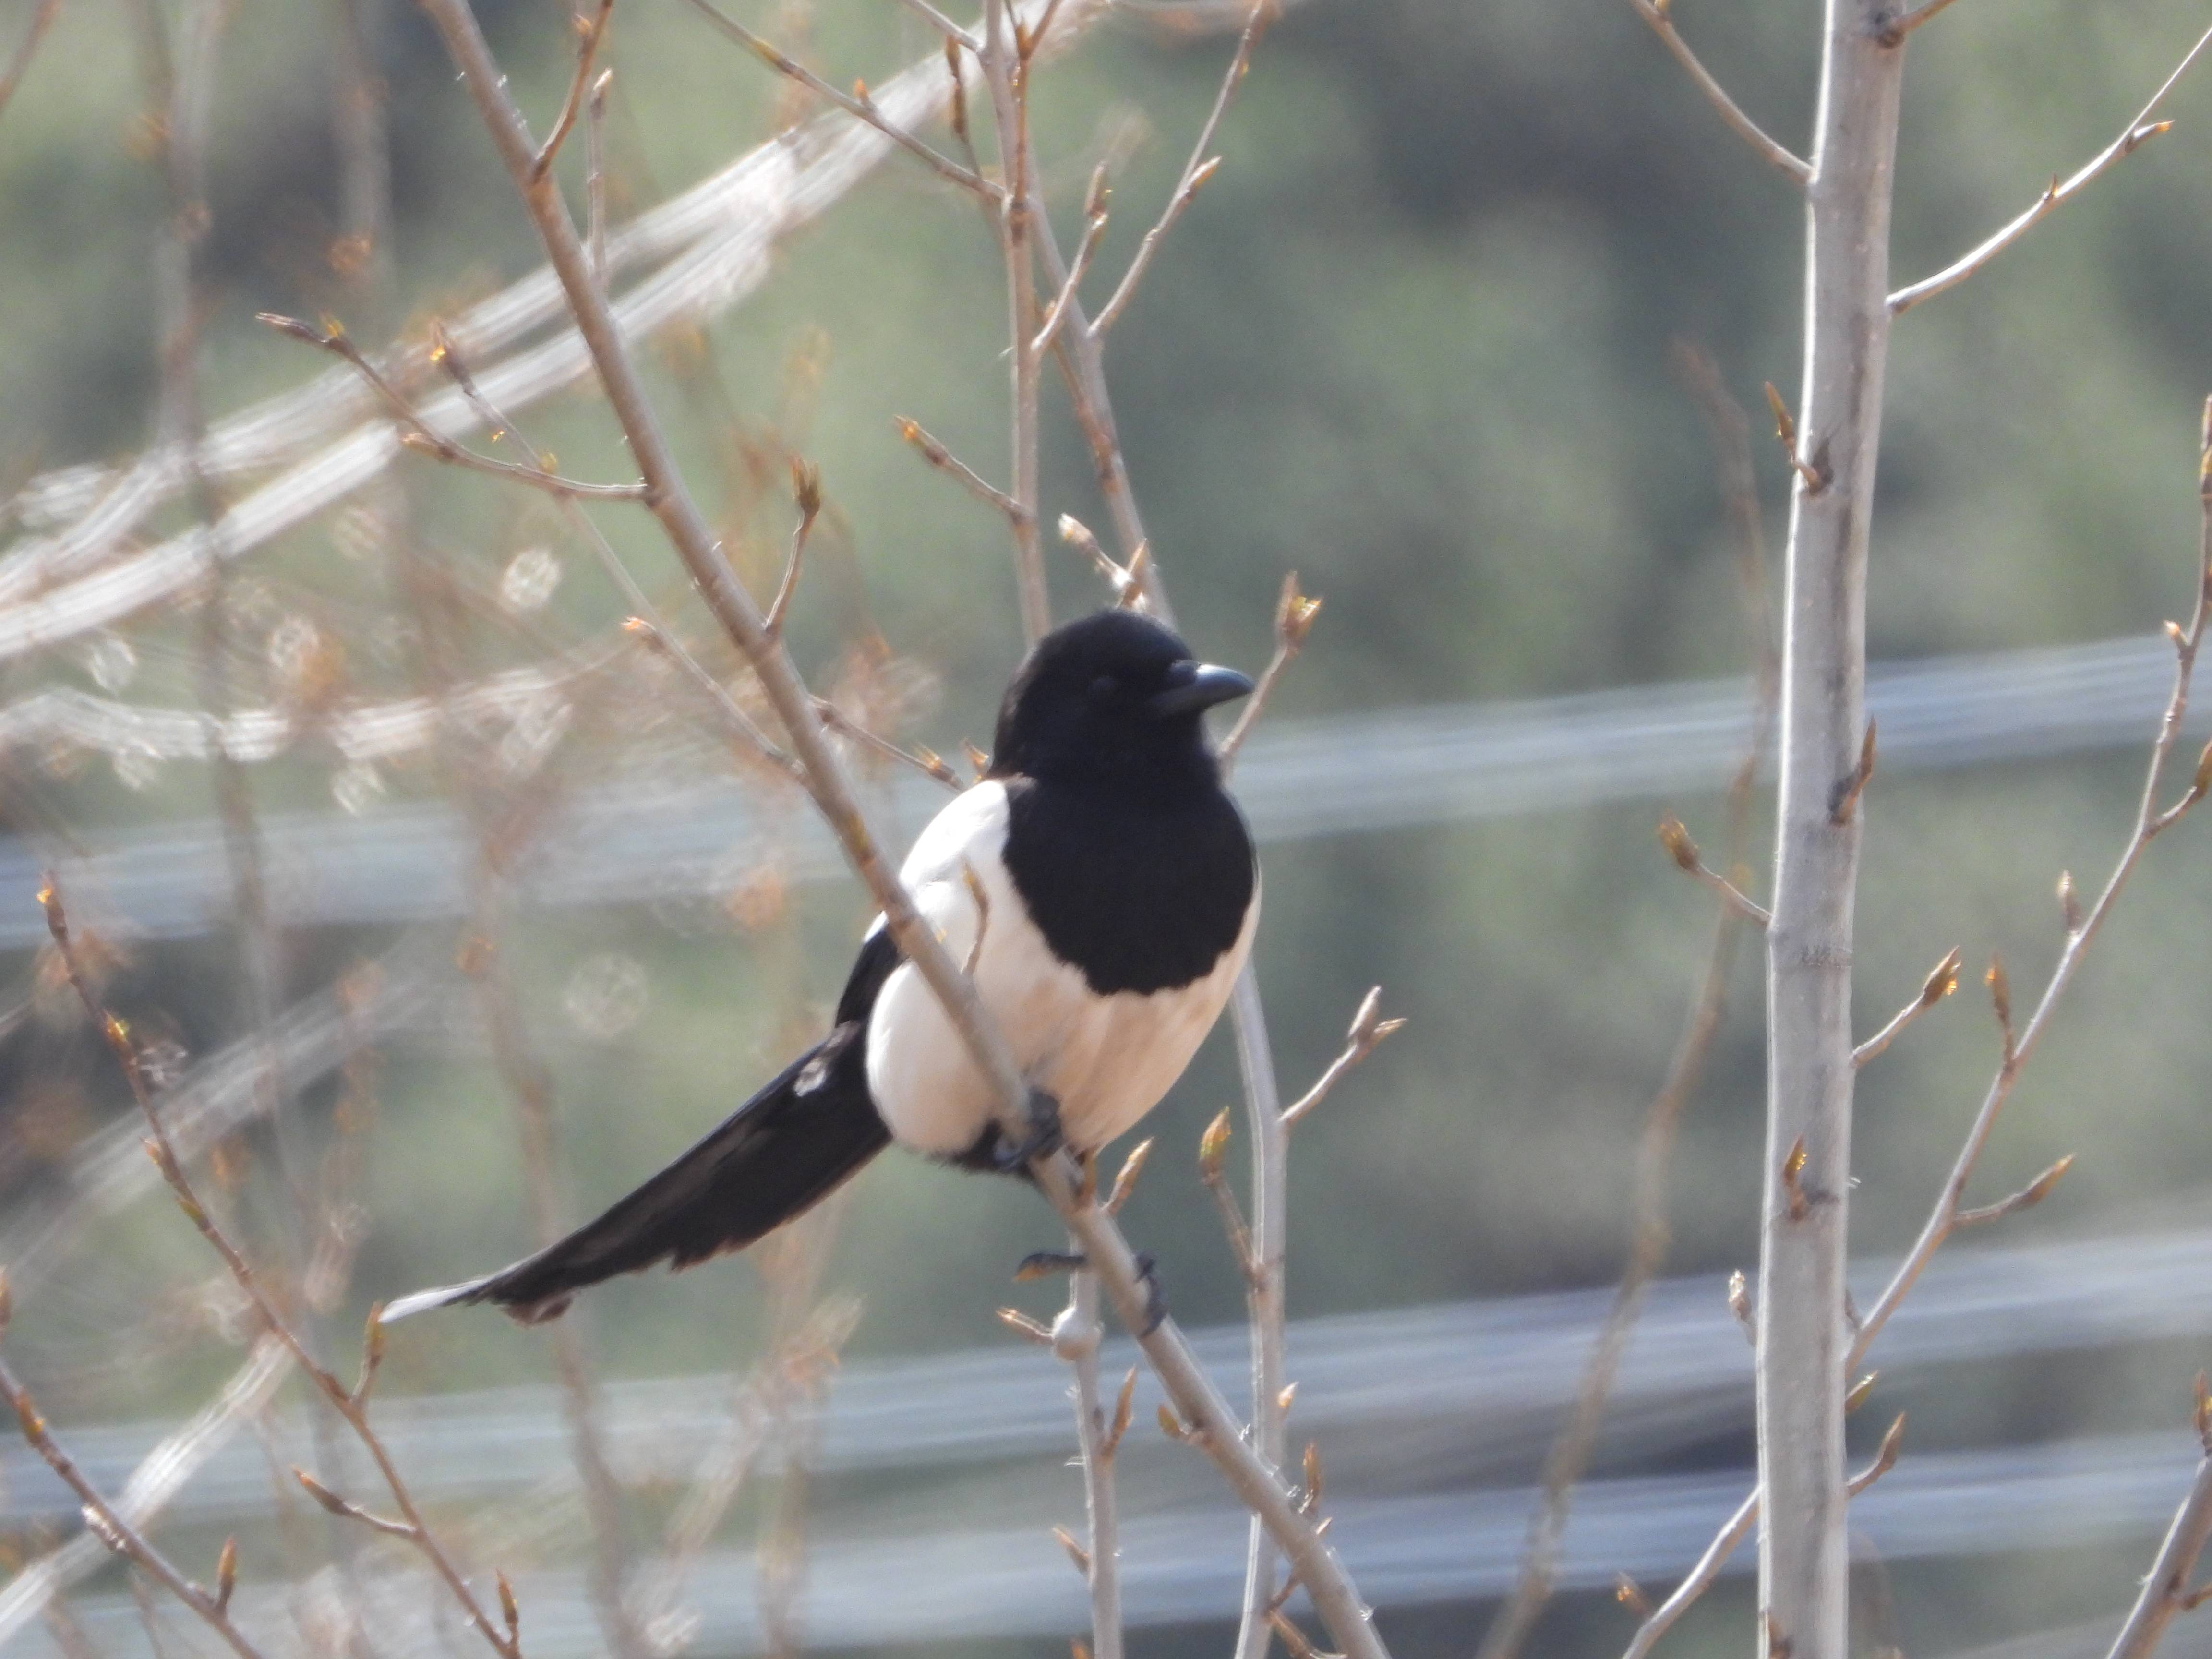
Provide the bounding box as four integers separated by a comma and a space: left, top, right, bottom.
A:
1889, 19, 2212, 315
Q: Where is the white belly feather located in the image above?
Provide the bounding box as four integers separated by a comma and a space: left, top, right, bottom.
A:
865, 782, 1258, 1156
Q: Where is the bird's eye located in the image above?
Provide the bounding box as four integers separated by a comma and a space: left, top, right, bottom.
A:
1088, 674, 1120, 702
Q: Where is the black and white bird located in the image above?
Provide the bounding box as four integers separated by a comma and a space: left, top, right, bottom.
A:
383, 609, 1259, 1326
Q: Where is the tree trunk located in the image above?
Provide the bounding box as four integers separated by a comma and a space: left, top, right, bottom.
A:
1755, 6, 1903, 1658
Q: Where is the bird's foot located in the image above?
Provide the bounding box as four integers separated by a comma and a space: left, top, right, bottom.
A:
1014, 1249, 1088, 1281
1133, 1251, 1167, 1337
991, 1086, 1065, 1173
1011, 1250, 1165, 1335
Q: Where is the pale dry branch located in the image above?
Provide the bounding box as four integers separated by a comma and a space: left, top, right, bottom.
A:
682, 0, 998, 198
1851, 946, 1962, 1069
1034, 197, 1109, 356
586, 67, 613, 285
532, 0, 614, 180
1621, 1490, 1759, 1659
1848, 407, 2212, 1375
1888, 19, 2212, 315
1845, 1412, 1906, 1496
1279, 988, 1405, 1131
0, 1333, 269, 1659
898, 415, 1024, 522
0, 1335, 290, 1647
1055, 1272, 1125, 1659
2107, 1391, 2212, 1659
981, 0, 1049, 643
412, 11, 1385, 1653
814, 694, 962, 787
259, 311, 652, 500
1953, 1153, 2074, 1228
767, 459, 823, 638
1656, 813, 1771, 926
1218, 572, 1322, 765
1092, 0, 1269, 335
38, 882, 523, 1659
1624, 0, 1811, 187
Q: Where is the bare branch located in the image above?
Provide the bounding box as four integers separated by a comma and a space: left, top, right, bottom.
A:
0, 1334, 269, 1659
1620, 1489, 1758, 1659
1219, 572, 1322, 764
1889, 20, 2212, 315
1623, 0, 1811, 187
1094, 0, 1271, 336
1953, 1153, 2074, 1228
1034, 194, 1109, 356
37, 880, 523, 1659
1845, 1412, 1906, 1497
1656, 813, 1771, 926
1850, 400, 2212, 1374
1279, 988, 1406, 1131
1851, 946, 1962, 1068
257, 312, 652, 499
981, 0, 1049, 643
586, 68, 613, 285
898, 415, 1025, 522
767, 458, 822, 638
2107, 1432, 2212, 1659
814, 694, 963, 788
532, 0, 614, 180
681, 0, 998, 198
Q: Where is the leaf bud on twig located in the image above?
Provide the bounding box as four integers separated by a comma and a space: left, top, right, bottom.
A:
214, 1537, 238, 1613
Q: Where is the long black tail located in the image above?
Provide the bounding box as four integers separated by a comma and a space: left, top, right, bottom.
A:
383, 1021, 889, 1325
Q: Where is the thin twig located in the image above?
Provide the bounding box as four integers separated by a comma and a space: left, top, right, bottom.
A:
681, 0, 998, 198
1851, 947, 1962, 1068
1279, 988, 1406, 1132
1033, 196, 1108, 356
1093, 0, 1270, 336
531, 0, 613, 180
0, 1336, 269, 1659
1845, 1413, 1906, 1497
0, 0, 60, 127
585, 68, 613, 288
1888, 19, 2212, 315
256, 313, 652, 499
1219, 573, 1321, 764
982, 0, 1049, 643
37, 883, 522, 1659
1656, 814, 1771, 926
897, 416, 1025, 522
412, 12, 1385, 1654
1623, 0, 1811, 187
2107, 1394, 2212, 1659
1621, 1490, 1758, 1659
1848, 404, 2212, 1372
1057, 1268, 1124, 1659
767, 460, 821, 638
814, 694, 962, 787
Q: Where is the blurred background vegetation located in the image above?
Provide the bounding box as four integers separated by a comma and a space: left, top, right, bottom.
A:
8, 0, 2212, 1655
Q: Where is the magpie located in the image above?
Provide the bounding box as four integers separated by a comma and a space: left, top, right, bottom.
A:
383, 609, 1259, 1326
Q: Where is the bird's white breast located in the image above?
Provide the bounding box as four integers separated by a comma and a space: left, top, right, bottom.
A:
865, 781, 1258, 1157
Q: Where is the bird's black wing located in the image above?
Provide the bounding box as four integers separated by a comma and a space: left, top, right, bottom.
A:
384, 932, 900, 1325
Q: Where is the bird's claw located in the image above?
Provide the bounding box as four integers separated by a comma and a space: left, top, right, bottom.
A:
1133, 1251, 1167, 1337
992, 1086, 1065, 1173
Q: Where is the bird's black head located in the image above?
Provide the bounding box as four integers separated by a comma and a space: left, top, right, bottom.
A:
990, 609, 1253, 799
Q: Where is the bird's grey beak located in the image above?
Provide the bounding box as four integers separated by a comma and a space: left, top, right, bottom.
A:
1149, 661, 1255, 717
